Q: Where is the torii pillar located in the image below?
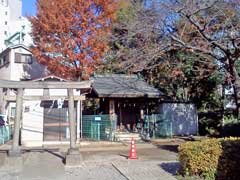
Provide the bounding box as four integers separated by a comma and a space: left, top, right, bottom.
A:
8, 88, 23, 157
65, 88, 82, 166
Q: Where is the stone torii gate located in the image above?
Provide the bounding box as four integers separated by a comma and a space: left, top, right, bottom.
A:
0, 79, 91, 165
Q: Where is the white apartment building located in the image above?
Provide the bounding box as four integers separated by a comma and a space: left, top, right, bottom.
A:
0, 1, 47, 116
0, 0, 40, 81
0, 0, 32, 52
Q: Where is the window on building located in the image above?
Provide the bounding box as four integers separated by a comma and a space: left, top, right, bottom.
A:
3, 54, 9, 64
10, 107, 16, 117
5, 11, 7, 15
1, 0, 8, 6
4, 31, 7, 35
5, 21, 7, 25
15, 53, 33, 64
0, 54, 9, 67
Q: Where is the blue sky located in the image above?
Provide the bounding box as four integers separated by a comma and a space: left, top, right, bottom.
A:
22, 0, 36, 16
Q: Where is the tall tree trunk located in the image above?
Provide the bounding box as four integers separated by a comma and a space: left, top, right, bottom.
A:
233, 77, 240, 119
230, 61, 240, 119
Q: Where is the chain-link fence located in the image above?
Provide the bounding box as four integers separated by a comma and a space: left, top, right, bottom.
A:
82, 114, 117, 141
144, 114, 173, 138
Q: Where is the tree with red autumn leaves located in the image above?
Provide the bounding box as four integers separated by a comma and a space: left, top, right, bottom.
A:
30, 0, 117, 80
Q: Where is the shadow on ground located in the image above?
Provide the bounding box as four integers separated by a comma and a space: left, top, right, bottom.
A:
155, 144, 179, 153
159, 162, 180, 176
0, 148, 66, 164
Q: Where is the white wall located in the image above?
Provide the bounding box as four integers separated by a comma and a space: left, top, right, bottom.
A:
21, 88, 81, 147
10, 47, 32, 81
0, 47, 47, 81
7, 17, 33, 47
0, 0, 9, 52
8, 0, 22, 21
0, 61, 11, 80
0, 0, 33, 52
0, 47, 32, 81
21, 100, 44, 147
49, 89, 81, 96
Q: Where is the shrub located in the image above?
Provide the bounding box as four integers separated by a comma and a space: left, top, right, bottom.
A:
221, 123, 240, 137
178, 138, 222, 179
198, 112, 222, 136
216, 138, 240, 180
178, 138, 240, 180
221, 116, 240, 136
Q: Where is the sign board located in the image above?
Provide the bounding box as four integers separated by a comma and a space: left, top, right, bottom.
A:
94, 116, 102, 121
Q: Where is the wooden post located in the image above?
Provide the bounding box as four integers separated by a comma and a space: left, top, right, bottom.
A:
80, 100, 83, 139
119, 105, 122, 130
68, 88, 77, 151
109, 99, 115, 116
140, 109, 144, 120
109, 99, 115, 123
77, 100, 80, 140
8, 88, 23, 157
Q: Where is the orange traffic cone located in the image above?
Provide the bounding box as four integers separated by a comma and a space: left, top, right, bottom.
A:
129, 138, 137, 159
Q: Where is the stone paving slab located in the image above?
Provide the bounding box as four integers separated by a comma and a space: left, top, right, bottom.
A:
65, 163, 127, 180
65, 160, 178, 180
112, 161, 178, 180
0, 143, 179, 180
0, 159, 178, 180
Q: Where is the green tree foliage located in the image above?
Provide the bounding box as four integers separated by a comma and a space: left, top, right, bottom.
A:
102, 0, 240, 115
162, 0, 240, 117
101, 0, 224, 110
143, 50, 224, 110
100, 0, 231, 136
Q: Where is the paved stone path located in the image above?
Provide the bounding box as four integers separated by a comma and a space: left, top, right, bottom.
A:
0, 143, 179, 180
112, 161, 178, 180
64, 159, 179, 180
0, 154, 178, 180
66, 162, 127, 180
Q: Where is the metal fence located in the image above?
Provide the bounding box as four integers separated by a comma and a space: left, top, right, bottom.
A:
144, 114, 173, 138
0, 125, 13, 144
82, 114, 117, 141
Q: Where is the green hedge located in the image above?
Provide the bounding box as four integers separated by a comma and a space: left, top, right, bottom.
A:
178, 138, 240, 180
